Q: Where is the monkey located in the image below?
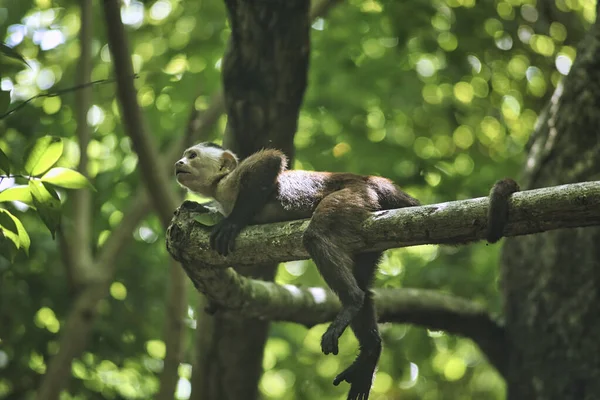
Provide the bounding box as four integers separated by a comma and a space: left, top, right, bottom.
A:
174, 142, 518, 400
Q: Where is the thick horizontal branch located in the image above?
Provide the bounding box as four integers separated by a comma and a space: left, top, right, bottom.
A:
375, 289, 506, 376
170, 261, 507, 375
167, 180, 600, 267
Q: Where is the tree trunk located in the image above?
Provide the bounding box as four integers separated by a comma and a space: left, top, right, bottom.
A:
501, 14, 600, 400
190, 1, 310, 399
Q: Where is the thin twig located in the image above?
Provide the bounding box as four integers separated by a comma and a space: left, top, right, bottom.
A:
0, 75, 138, 120
0, 174, 28, 179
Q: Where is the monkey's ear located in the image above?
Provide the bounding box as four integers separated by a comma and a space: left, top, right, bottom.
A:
220, 151, 238, 172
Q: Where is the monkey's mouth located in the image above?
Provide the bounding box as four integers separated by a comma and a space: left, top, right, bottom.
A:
175, 168, 191, 176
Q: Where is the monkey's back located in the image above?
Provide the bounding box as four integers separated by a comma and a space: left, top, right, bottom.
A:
252, 170, 419, 224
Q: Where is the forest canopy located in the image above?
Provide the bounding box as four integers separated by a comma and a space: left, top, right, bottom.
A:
0, 0, 594, 399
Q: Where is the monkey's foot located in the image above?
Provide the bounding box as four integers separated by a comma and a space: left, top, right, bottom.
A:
333, 358, 376, 400
321, 326, 342, 355
210, 219, 242, 256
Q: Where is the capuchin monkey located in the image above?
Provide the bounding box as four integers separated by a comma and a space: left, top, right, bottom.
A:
174, 142, 518, 400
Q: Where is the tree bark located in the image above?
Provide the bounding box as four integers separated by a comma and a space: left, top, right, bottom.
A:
221, 0, 311, 159
501, 14, 600, 400
190, 0, 311, 398
167, 181, 600, 267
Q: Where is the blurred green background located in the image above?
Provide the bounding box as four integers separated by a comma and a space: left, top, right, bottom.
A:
0, 0, 592, 398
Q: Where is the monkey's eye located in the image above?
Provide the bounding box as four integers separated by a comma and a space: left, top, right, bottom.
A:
189, 152, 197, 159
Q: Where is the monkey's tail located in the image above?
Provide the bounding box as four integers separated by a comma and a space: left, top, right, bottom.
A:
486, 178, 520, 243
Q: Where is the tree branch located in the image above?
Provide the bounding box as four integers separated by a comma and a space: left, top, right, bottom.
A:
156, 259, 189, 400
375, 289, 506, 377
167, 180, 600, 267
36, 281, 110, 400
103, 0, 178, 226
54, 0, 95, 289
180, 275, 506, 375
189, 295, 216, 400
70, 0, 94, 283
102, 4, 193, 400
95, 196, 153, 270
0, 76, 136, 120
37, 2, 97, 398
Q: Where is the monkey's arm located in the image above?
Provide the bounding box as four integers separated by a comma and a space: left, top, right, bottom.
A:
210, 150, 286, 255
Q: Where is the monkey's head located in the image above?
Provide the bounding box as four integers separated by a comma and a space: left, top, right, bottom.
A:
175, 143, 238, 198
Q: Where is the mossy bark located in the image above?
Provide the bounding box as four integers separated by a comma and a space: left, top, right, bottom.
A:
501, 15, 600, 400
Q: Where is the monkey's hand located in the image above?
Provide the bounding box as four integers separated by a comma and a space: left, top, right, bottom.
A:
333, 356, 376, 400
179, 200, 207, 213
210, 218, 243, 256
321, 325, 343, 355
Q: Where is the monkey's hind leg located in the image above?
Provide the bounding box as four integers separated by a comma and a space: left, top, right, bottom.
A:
302, 188, 374, 357
334, 252, 382, 400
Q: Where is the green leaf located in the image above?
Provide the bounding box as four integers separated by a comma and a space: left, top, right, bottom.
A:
0, 209, 18, 243
0, 230, 19, 262
0, 43, 29, 66
29, 180, 61, 238
0, 208, 30, 255
194, 212, 222, 227
41, 167, 95, 190
0, 90, 10, 115
24, 136, 64, 176
0, 208, 29, 257
0, 185, 34, 205
0, 147, 9, 175
11, 213, 30, 255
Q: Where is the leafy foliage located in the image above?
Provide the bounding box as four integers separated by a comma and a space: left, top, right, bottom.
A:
0, 90, 10, 115
0, 136, 92, 252
0, 43, 29, 66
0, 148, 10, 175
0, 0, 590, 399
41, 167, 93, 190
0, 208, 30, 258
24, 136, 64, 176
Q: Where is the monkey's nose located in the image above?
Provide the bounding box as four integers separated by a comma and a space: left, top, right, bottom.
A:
176, 160, 184, 166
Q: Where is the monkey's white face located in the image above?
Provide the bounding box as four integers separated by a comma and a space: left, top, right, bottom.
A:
175, 144, 237, 198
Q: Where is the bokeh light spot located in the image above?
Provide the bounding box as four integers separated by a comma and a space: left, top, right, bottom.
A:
110, 282, 127, 301
453, 82, 474, 103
